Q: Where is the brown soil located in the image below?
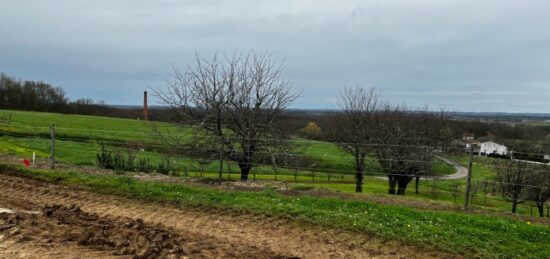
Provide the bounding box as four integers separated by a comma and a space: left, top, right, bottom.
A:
1, 205, 190, 258
0, 172, 458, 259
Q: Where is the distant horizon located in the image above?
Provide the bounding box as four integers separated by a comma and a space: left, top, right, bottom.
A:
106, 104, 550, 117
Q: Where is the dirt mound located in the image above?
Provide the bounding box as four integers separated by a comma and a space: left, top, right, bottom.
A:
1, 204, 186, 258
1, 204, 294, 259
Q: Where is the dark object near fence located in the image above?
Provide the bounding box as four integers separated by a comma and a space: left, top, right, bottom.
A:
96, 145, 157, 173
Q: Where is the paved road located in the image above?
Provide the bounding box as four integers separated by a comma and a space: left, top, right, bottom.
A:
435, 156, 468, 180
375, 156, 468, 180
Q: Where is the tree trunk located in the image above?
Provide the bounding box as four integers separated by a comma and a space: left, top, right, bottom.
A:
388, 175, 397, 195
512, 199, 518, 213
396, 176, 413, 195
239, 162, 252, 181
218, 155, 224, 185
355, 169, 364, 193
536, 201, 544, 217
415, 176, 420, 194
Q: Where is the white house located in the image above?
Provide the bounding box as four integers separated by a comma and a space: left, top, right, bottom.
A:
479, 141, 508, 156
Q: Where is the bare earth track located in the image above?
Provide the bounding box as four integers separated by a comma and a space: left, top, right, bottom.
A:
0, 172, 457, 258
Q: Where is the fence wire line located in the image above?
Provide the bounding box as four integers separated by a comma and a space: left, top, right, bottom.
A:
2, 124, 472, 150
72, 148, 550, 191
43, 137, 550, 175
6, 124, 550, 156
11, 134, 550, 185
7, 135, 521, 166
12, 134, 461, 163
5, 126, 550, 189
15, 152, 550, 207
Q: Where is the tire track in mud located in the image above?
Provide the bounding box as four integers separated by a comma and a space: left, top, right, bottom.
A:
0, 173, 457, 259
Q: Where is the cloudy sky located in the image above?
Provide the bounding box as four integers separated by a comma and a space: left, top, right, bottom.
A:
1, 0, 550, 112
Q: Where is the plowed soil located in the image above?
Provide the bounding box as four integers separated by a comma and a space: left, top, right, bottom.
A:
0, 172, 457, 258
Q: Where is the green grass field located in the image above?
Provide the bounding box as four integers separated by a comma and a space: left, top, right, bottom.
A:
0, 109, 454, 175
0, 109, 181, 142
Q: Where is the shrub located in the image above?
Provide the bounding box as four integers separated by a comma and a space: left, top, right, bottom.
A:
298, 122, 323, 139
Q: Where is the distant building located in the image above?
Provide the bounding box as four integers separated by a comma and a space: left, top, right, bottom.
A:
465, 141, 479, 149
479, 141, 508, 156
462, 133, 475, 141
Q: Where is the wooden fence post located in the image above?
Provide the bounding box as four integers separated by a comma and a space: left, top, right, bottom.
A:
49, 125, 56, 169
464, 145, 474, 209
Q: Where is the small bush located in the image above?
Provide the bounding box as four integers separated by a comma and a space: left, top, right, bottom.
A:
138, 158, 154, 173
157, 159, 171, 175
96, 145, 114, 169
297, 122, 323, 140
97, 145, 163, 174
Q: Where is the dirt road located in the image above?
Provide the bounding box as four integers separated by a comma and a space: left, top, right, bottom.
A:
0, 172, 456, 258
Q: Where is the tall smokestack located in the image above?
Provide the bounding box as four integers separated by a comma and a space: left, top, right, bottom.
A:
143, 91, 148, 121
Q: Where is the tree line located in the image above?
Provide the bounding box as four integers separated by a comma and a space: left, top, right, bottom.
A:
154, 51, 451, 196
494, 160, 550, 217
0, 73, 68, 112
0, 73, 171, 120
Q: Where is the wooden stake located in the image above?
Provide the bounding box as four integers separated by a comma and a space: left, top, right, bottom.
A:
50, 125, 56, 169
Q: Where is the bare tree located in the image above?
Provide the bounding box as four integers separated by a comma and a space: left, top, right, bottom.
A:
494, 160, 531, 213
156, 51, 298, 181
329, 87, 380, 193
524, 165, 550, 217
373, 105, 444, 195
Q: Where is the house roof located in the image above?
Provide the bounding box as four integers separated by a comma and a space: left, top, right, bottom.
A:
480, 141, 507, 147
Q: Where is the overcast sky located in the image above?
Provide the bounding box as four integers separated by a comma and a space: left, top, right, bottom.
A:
1, 0, 550, 112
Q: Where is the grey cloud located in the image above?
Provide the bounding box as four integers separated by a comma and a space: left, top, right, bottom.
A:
1, 0, 550, 112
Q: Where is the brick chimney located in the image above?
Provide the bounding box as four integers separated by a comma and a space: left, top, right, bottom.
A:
143, 91, 148, 121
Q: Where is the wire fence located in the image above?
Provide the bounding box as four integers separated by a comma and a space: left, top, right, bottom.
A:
1, 124, 550, 217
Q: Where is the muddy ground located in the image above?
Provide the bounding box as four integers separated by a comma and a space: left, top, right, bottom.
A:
0, 170, 457, 258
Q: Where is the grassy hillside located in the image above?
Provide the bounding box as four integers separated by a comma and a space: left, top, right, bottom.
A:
0, 109, 184, 142
0, 109, 454, 175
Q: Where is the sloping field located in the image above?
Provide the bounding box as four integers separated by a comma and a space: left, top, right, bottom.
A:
0, 172, 451, 259
1, 165, 549, 258
0, 109, 454, 176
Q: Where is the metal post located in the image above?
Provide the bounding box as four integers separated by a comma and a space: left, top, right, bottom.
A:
50, 125, 56, 169
32, 152, 36, 169
464, 145, 474, 209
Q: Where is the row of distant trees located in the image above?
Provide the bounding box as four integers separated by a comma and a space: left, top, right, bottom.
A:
154, 51, 452, 195
0, 73, 172, 120
0, 73, 68, 112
